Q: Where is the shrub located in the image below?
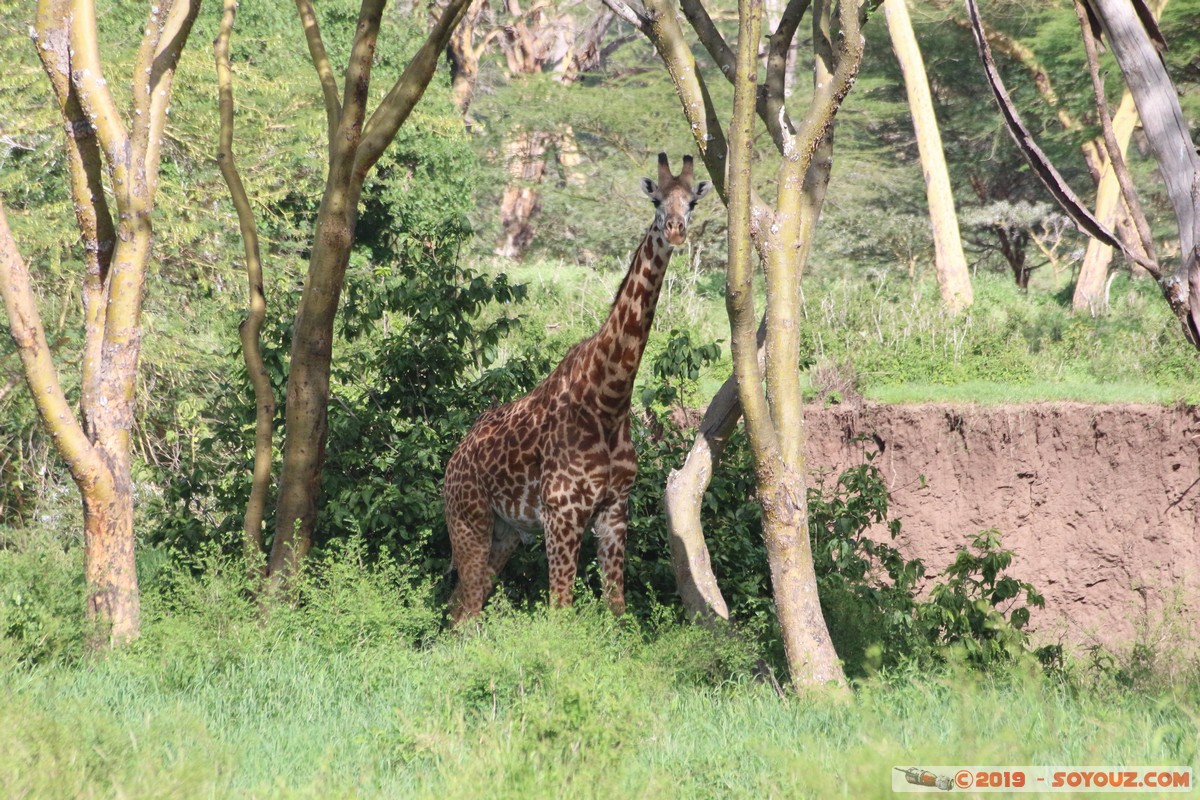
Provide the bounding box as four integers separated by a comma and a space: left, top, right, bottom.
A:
0, 527, 89, 667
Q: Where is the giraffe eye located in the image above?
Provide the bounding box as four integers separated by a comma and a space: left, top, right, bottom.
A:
652, 199, 661, 207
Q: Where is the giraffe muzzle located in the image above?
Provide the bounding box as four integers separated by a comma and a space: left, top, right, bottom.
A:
664, 222, 687, 245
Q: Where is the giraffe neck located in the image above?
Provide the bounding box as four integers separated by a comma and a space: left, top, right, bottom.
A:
585, 225, 674, 416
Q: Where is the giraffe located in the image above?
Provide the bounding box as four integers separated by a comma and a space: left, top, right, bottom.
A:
442, 152, 712, 623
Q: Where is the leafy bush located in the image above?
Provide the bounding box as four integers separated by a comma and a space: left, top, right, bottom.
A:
808, 452, 925, 677
920, 529, 1052, 669
623, 412, 1052, 677
0, 528, 88, 667
639, 329, 723, 410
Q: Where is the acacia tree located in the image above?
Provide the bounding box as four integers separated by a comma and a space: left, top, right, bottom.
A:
966, 0, 1197, 343
954, 0, 1159, 304
215, 0, 273, 567
0, 0, 200, 645
607, 0, 869, 687
883, 0, 972, 310
264, 0, 472, 581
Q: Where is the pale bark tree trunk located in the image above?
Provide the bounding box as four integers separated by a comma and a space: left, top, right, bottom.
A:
1072, 0, 1166, 310
496, 130, 551, 258
0, 0, 200, 646
216, 0, 275, 568
445, 0, 498, 118
1072, 91, 1142, 312
723, 0, 860, 688
1088, 0, 1200, 344
490, 5, 614, 258
269, 0, 472, 581
884, 0, 972, 310
664, 321, 765, 620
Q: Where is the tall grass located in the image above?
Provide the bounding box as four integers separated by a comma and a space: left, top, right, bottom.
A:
2, 532, 1196, 799
481, 258, 1200, 407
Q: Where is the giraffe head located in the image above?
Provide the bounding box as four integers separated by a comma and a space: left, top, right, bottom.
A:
640, 153, 713, 246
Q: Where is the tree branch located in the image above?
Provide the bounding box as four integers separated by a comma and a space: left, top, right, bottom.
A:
764, 0, 810, 137
129, 0, 170, 171
355, 0, 473, 178
143, 0, 201, 204
605, 0, 649, 31
0, 201, 111, 498
679, 0, 804, 151
34, 0, 115, 433
1087, 0, 1200, 345
767, 0, 862, 468
294, 0, 343, 148
68, 0, 130, 188
1073, 0, 1159, 276
964, 0, 1155, 273
216, 0, 276, 563
727, 0, 779, 462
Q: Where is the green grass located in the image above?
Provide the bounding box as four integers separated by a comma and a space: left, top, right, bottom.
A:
3, 609, 1196, 799
2, 535, 1197, 799
483, 258, 1200, 408
865, 380, 1190, 405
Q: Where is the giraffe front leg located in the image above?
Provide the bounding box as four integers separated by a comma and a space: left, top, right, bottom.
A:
542, 504, 590, 610
593, 500, 629, 616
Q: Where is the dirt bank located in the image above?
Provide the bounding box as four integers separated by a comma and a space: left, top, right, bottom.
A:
802, 402, 1200, 650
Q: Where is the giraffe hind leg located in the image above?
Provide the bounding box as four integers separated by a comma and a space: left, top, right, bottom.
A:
446, 501, 495, 625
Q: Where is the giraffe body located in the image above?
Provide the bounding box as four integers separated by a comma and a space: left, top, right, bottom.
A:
443, 153, 711, 622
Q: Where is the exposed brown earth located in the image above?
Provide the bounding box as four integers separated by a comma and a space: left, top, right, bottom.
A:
802, 402, 1200, 650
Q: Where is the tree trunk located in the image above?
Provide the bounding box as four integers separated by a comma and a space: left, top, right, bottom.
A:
0, 0, 200, 647
557, 124, 587, 187
445, 0, 492, 117
665, 321, 766, 621
496, 129, 550, 258
1072, 90, 1141, 313
1089, 0, 1200, 343
269, 0, 473, 580
270, 0, 382, 579
884, 0, 972, 310
82, 484, 139, 646
216, 0, 276, 567
725, 0, 856, 689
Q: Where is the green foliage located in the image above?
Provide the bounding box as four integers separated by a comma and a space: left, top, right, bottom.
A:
808, 452, 924, 677
639, 328, 723, 409
0, 528, 88, 667
922, 529, 1054, 669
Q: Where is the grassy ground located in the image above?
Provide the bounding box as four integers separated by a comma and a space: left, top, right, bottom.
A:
487, 257, 1200, 408
2, 533, 1197, 799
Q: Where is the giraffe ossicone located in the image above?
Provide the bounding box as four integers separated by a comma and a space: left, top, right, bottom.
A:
441, 152, 712, 623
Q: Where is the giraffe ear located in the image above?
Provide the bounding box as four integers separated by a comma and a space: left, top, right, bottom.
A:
694, 180, 713, 200
640, 177, 657, 198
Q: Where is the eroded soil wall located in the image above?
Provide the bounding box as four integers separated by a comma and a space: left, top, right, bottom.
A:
803, 403, 1200, 648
